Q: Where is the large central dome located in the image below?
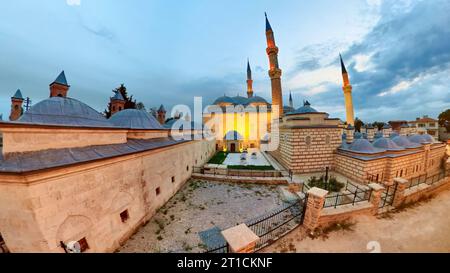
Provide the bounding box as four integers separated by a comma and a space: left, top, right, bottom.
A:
19, 97, 114, 127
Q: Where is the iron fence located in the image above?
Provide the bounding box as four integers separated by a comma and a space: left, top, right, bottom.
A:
408, 170, 447, 190
379, 184, 397, 208
193, 167, 281, 178
323, 188, 372, 209
204, 243, 228, 254
204, 197, 306, 253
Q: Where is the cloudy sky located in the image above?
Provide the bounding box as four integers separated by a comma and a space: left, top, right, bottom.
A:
0, 0, 449, 122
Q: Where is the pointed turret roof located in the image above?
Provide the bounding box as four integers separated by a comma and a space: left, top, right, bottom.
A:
265, 12, 272, 32
289, 92, 293, 102
111, 90, 125, 101
12, 89, 24, 100
247, 59, 252, 80
339, 54, 348, 74
51, 71, 69, 86
158, 104, 166, 113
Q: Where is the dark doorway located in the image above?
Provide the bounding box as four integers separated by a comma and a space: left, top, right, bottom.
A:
230, 143, 236, 152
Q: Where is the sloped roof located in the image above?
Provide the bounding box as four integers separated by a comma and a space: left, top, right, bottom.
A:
12, 89, 24, 100
111, 91, 125, 101
51, 71, 69, 86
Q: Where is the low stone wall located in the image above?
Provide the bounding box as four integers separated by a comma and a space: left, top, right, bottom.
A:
319, 202, 374, 228
191, 173, 289, 185
402, 176, 450, 205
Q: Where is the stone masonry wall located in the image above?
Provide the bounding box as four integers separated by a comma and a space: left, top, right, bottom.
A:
274, 127, 342, 174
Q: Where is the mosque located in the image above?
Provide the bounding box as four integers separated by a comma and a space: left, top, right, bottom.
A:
0, 13, 447, 253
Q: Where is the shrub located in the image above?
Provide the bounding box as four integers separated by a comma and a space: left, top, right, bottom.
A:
307, 176, 345, 193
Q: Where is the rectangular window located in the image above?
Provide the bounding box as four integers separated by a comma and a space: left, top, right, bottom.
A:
186, 166, 189, 171
120, 210, 129, 223
78, 237, 89, 253
400, 170, 403, 177
156, 187, 161, 196
171, 176, 175, 183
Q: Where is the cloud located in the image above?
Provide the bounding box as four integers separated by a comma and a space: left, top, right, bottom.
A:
288, 0, 450, 121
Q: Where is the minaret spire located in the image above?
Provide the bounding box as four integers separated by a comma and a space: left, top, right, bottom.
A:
340, 54, 355, 126
246, 59, 253, 98
265, 12, 283, 117
289, 91, 293, 109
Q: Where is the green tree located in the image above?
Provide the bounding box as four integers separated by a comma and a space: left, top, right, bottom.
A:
438, 109, 450, 133
104, 84, 137, 118
372, 121, 385, 131
354, 117, 364, 132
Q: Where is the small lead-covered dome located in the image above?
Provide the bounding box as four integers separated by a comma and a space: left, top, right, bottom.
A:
347, 138, 384, 154
224, 130, 243, 141
408, 134, 427, 144
392, 135, 421, 149
373, 137, 404, 151
19, 97, 114, 127
286, 100, 318, 115
110, 109, 164, 130
421, 134, 435, 143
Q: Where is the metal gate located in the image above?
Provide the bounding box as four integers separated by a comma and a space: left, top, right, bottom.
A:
205, 197, 306, 253
379, 184, 397, 208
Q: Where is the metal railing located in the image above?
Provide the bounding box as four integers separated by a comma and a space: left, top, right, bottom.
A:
407, 170, 447, 190
193, 166, 282, 178
204, 197, 306, 253
323, 188, 372, 209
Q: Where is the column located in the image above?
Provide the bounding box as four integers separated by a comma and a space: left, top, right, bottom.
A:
303, 187, 328, 231
392, 177, 409, 207
368, 183, 385, 214
221, 224, 260, 253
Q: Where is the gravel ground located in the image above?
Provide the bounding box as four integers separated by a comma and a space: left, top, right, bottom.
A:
263, 189, 450, 253
118, 179, 282, 253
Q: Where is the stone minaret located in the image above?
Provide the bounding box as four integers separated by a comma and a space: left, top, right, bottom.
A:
157, 104, 166, 125
289, 92, 293, 109
9, 89, 24, 121
247, 59, 253, 98
50, 71, 70, 98
340, 54, 355, 126
265, 13, 283, 117
110, 91, 125, 116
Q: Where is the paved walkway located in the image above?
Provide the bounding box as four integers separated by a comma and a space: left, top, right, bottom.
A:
263, 189, 450, 253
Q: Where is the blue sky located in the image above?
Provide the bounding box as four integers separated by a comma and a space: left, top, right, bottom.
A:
0, 0, 448, 122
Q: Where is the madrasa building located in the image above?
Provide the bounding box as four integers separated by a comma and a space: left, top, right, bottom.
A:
0, 71, 215, 252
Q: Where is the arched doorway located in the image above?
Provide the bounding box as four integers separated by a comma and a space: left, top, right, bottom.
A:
230, 143, 236, 152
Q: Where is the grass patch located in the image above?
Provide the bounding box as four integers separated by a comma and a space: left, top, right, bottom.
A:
227, 165, 275, 170
208, 152, 228, 164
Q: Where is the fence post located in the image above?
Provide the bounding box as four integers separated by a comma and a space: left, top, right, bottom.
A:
303, 187, 328, 232
392, 178, 409, 208
221, 224, 260, 253
368, 183, 384, 214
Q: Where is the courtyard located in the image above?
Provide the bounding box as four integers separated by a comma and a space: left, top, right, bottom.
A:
118, 179, 282, 253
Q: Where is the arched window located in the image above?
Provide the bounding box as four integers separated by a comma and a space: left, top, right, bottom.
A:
112, 106, 116, 111
325, 135, 331, 145
14, 105, 19, 110
305, 136, 311, 146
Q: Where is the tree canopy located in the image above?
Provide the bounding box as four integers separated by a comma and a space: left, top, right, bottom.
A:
438, 109, 450, 133
104, 84, 138, 118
